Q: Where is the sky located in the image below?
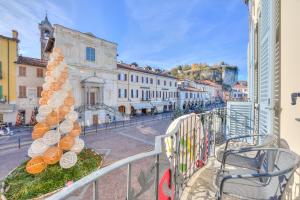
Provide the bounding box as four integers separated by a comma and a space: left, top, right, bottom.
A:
0, 0, 249, 80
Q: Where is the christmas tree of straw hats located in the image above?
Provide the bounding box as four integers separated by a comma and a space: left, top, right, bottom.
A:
26, 48, 85, 174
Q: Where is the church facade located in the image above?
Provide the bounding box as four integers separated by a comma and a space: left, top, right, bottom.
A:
44, 23, 121, 125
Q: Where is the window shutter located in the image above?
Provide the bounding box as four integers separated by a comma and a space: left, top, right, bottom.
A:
0, 85, 3, 98
273, 0, 281, 137
226, 102, 253, 138
258, 0, 272, 136
0, 62, 2, 79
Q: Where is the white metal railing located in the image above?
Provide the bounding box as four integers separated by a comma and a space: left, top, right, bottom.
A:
46, 108, 254, 200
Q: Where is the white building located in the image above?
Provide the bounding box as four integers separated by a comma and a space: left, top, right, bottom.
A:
117, 63, 178, 115
230, 81, 248, 101
44, 23, 123, 125
177, 79, 207, 110
15, 56, 47, 124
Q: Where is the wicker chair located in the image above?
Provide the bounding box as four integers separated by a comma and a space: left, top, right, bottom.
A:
216, 148, 299, 200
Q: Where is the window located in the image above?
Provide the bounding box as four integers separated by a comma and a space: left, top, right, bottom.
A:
86, 47, 95, 62
118, 89, 121, 98
124, 89, 127, 98
37, 68, 43, 78
136, 89, 139, 98
119, 73, 127, 81
131, 75, 134, 82
160, 91, 161, 98
190, 93, 192, 98
156, 91, 158, 98
152, 91, 155, 98
19, 86, 26, 98
142, 77, 144, 83
164, 80, 166, 86
185, 93, 188, 98
157, 79, 160, 85
175, 82, 177, 87
146, 77, 149, 84
19, 66, 26, 76
37, 86, 43, 97
131, 89, 134, 98
136, 75, 139, 82
169, 81, 172, 87
150, 78, 153, 84
142, 90, 144, 99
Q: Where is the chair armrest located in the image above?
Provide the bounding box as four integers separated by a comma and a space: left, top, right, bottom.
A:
218, 164, 296, 200
224, 134, 266, 152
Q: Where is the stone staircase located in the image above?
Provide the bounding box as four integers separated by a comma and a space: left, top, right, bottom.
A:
75, 103, 130, 122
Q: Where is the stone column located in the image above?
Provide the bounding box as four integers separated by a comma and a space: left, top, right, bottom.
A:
100, 85, 104, 105
87, 86, 90, 107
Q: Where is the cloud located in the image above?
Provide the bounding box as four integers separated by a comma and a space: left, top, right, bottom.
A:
0, 0, 74, 58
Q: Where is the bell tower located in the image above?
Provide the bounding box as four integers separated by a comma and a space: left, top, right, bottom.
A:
39, 14, 53, 60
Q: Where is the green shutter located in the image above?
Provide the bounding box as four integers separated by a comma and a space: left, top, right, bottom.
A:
0, 85, 3, 99
0, 61, 2, 79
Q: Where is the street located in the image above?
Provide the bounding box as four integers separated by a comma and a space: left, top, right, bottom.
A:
0, 112, 173, 151
0, 116, 172, 180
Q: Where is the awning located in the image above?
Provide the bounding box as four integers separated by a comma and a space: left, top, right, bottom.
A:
151, 101, 170, 107
130, 102, 153, 110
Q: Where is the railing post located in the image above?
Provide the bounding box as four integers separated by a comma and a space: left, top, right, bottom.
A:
93, 180, 99, 200
154, 154, 159, 200
127, 163, 132, 200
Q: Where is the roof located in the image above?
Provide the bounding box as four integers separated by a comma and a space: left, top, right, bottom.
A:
179, 86, 205, 92
0, 35, 19, 42
117, 63, 177, 79
232, 83, 248, 89
198, 80, 222, 88
40, 14, 52, 27
16, 56, 47, 68
53, 24, 117, 45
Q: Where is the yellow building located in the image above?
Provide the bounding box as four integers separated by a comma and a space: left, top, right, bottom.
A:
0, 31, 18, 124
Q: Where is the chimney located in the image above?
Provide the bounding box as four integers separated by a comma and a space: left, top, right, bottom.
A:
12, 30, 18, 39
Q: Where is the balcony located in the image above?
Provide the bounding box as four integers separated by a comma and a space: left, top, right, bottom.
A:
141, 98, 151, 102
45, 108, 299, 200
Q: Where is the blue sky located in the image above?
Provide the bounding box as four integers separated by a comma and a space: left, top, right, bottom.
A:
0, 0, 249, 80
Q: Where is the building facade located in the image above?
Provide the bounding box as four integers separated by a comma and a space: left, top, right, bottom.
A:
0, 31, 18, 124
15, 56, 46, 124
45, 24, 121, 125
117, 63, 178, 115
177, 79, 208, 110
230, 81, 248, 101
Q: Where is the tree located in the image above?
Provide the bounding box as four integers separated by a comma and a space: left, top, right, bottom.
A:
15, 112, 23, 126
131, 62, 138, 67
170, 68, 178, 77
29, 109, 37, 126
182, 64, 191, 71
176, 65, 183, 71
